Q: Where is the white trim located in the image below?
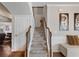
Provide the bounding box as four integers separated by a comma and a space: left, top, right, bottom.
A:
47, 4, 79, 7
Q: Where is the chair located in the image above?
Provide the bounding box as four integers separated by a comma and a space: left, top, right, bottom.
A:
0, 33, 5, 45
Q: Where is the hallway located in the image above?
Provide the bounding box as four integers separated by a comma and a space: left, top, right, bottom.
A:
29, 27, 48, 57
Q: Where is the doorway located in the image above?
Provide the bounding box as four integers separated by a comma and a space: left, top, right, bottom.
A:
0, 3, 14, 57
32, 7, 44, 28
0, 15, 12, 56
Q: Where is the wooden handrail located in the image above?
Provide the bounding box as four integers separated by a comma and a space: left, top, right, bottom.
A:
26, 26, 31, 35
41, 18, 52, 57
26, 25, 31, 57
46, 27, 52, 57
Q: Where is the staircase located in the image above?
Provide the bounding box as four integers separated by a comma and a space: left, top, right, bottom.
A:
29, 27, 48, 57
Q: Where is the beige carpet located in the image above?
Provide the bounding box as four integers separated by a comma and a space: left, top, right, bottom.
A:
29, 27, 48, 57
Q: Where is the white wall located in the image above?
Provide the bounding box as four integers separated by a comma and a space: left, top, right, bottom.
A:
47, 4, 79, 52
43, 6, 47, 22
12, 15, 34, 51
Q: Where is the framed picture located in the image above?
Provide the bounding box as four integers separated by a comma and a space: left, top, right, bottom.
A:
74, 13, 79, 31
5, 25, 10, 31
59, 13, 69, 31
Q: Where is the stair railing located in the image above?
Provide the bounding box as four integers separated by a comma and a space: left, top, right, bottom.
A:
46, 27, 52, 57
41, 17, 52, 57
26, 25, 31, 57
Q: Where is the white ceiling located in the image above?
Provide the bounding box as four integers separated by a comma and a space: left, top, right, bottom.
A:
3, 2, 32, 15
32, 2, 79, 7
1, 2, 79, 16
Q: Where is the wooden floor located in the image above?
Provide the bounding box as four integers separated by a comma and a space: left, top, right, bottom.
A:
9, 51, 25, 57
0, 43, 25, 57
53, 52, 65, 57
0, 43, 65, 57
0, 48, 66, 57
0, 45, 11, 57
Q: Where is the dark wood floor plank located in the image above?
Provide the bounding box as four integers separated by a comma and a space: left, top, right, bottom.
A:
9, 51, 25, 57
53, 52, 65, 57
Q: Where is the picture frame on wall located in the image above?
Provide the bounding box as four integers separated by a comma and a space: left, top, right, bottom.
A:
59, 13, 69, 31
74, 13, 79, 31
